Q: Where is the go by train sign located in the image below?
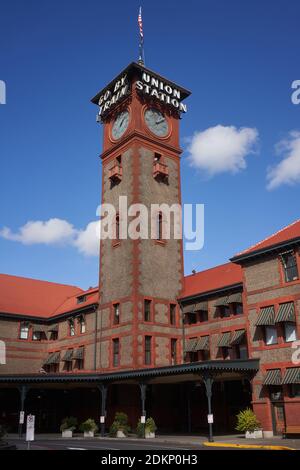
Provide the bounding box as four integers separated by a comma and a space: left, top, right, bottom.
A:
92, 62, 190, 121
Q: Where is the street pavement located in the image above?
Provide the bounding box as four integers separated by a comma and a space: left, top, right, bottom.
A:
7, 437, 209, 451
5, 433, 300, 451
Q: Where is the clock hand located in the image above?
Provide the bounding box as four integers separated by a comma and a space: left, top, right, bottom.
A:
156, 119, 165, 125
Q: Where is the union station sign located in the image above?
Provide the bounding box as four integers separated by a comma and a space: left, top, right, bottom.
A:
93, 62, 190, 121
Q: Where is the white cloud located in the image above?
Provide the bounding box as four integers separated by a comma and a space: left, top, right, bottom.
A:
187, 125, 259, 176
74, 221, 100, 257
267, 131, 300, 190
0, 218, 100, 257
0, 218, 76, 245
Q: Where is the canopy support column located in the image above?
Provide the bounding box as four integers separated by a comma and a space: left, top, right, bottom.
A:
17, 384, 29, 438
97, 383, 107, 437
202, 372, 214, 443
139, 382, 147, 438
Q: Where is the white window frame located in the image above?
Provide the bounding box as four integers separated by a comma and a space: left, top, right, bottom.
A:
284, 322, 297, 343
265, 325, 278, 345
20, 323, 29, 340
80, 317, 86, 334
69, 319, 75, 336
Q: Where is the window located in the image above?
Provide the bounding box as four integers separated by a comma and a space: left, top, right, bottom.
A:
157, 212, 163, 240
116, 155, 122, 165
281, 251, 299, 282
219, 305, 230, 318
77, 295, 86, 304
233, 303, 243, 315
69, 318, 75, 336
76, 358, 84, 370
185, 312, 197, 324
170, 304, 176, 325
198, 310, 208, 322
189, 351, 199, 363
284, 322, 297, 342
222, 347, 231, 360
237, 344, 248, 359
202, 350, 210, 361
115, 215, 120, 241
113, 339, 119, 367
171, 338, 177, 365
66, 360, 73, 372
145, 336, 152, 365
154, 152, 161, 162
113, 303, 120, 325
19, 322, 29, 340
265, 326, 278, 345
49, 330, 58, 341
32, 331, 43, 341
144, 299, 152, 322
290, 384, 300, 398
79, 316, 86, 334
47, 363, 59, 373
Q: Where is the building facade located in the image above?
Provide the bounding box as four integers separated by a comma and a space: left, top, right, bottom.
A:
0, 61, 299, 437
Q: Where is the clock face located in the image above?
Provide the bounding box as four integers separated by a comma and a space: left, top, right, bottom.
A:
111, 110, 130, 140
144, 108, 169, 137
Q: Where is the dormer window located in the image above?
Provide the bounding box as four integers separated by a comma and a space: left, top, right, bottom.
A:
280, 251, 299, 283
77, 295, 86, 304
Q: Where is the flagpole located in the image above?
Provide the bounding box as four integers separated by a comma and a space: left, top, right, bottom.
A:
138, 6, 145, 66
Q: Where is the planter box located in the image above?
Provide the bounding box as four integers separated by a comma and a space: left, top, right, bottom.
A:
83, 431, 94, 438
145, 431, 155, 439
245, 430, 263, 439
62, 430, 73, 438
116, 430, 126, 438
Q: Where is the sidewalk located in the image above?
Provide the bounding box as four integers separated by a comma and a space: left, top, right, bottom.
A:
7, 432, 300, 450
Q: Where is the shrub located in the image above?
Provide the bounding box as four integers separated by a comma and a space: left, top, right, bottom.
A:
60, 416, 78, 432
136, 417, 157, 438
145, 417, 157, 433
236, 408, 261, 433
136, 421, 145, 438
79, 418, 98, 433
109, 412, 130, 437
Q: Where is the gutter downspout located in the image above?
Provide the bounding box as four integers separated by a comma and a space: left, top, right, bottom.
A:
93, 305, 98, 370
178, 300, 186, 364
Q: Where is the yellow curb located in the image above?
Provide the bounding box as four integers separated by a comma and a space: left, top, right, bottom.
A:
203, 441, 296, 451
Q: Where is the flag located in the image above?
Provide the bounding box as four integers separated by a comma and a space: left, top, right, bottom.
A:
138, 7, 144, 41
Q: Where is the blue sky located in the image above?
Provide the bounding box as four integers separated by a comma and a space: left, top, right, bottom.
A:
0, 0, 299, 289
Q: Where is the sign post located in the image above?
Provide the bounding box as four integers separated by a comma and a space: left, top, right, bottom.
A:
19, 411, 24, 425
26, 414, 35, 450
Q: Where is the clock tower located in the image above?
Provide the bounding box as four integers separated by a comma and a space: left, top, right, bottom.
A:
91, 62, 190, 371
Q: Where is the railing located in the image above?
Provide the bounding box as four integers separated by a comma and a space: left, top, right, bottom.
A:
153, 162, 168, 179
109, 165, 122, 182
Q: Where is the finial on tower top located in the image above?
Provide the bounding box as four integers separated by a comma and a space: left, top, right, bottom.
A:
138, 6, 145, 66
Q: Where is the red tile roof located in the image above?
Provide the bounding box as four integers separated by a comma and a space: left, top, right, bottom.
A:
0, 274, 99, 319
181, 262, 243, 299
233, 219, 300, 258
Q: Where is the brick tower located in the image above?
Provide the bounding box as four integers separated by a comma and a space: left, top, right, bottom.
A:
91, 63, 190, 371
